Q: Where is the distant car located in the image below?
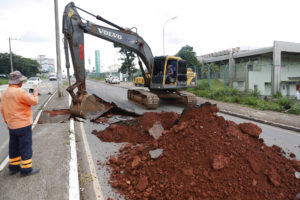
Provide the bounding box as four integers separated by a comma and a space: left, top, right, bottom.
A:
0, 74, 8, 79
110, 77, 120, 84
26, 77, 42, 95
105, 76, 113, 83
49, 75, 57, 81
27, 77, 42, 85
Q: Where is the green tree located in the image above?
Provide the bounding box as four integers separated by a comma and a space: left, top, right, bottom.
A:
114, 44, 137, 81
175, 45, 202, 77
0, 53, 40, 77
201, 62, 220, 74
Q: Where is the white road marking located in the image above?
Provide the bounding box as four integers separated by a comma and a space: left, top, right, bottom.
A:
0, 139, 8, 157
0, 156, 8, 171
80, 121, 104, 200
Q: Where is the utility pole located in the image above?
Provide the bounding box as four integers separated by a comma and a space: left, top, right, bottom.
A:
54, 0, 63, 97
9, 38, 13, 73
8, 38, 18, 73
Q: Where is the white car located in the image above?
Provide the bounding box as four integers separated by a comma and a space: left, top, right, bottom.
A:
105, 76, 113, 83
49, 75, 57, 81
111, 77, 120, 84
26, 77, 42, 95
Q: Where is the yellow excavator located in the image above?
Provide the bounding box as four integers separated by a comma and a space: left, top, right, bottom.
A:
63, 2, 197, 118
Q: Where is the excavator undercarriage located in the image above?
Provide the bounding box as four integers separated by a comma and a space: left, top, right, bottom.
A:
127, 89, 197, 109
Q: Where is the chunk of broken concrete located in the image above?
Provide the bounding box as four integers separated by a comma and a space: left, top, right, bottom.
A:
149, 149, 163, 159
295, 171, 300, 179
148, 123, 164, 140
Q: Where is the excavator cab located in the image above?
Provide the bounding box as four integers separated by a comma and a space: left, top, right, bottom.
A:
150, 56, 188, 89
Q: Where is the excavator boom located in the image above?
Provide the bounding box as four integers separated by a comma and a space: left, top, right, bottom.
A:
63, 2, 155, 117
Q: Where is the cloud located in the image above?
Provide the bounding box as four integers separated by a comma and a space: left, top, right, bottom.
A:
168, 37, 185, 45
20, 31, 50, 43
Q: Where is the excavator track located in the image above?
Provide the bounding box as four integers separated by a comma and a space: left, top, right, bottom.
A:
153, 90, 197, 107
175, 90, 197, 107
127, 89, 159, 109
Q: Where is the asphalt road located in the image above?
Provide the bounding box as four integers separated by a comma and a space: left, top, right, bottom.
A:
86, 79, 183, 115
80, 80, 300, 199
0, 80, 57, 164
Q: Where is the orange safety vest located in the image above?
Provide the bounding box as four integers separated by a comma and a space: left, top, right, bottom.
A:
1, 85, 38, 129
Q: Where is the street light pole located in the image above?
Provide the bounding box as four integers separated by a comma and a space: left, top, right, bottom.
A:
163, 16, 177, 56
54, 0, 63, 97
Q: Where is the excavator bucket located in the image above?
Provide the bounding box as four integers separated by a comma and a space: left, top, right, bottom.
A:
69, 94, 113, 119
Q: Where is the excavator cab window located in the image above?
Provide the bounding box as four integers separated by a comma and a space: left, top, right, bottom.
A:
177, 60, 187, 85
152, 58, 165, 84
165, 59, 177, 84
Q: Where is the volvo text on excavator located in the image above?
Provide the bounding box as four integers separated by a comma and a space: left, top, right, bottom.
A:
63, 2, 197, 118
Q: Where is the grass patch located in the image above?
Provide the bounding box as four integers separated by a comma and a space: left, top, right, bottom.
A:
193, 79, 224, 90
63, 81, 69, 86
187, 79, 300, 115
288, 103, 300, 114
0, 78, 8, 85
88, 77, 105, 81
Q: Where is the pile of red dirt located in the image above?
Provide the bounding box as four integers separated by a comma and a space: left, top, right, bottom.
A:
94, 112, 178, 144
95, 103, 300, 200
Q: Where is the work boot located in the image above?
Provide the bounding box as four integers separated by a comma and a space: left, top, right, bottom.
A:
9, 168, 20, 175
20, 168, 40, 177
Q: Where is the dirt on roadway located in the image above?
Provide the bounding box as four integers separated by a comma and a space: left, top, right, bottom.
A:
93, 103, 300, 200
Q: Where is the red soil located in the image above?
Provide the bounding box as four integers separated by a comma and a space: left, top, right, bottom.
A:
43, 109, 70, 117
95, 112, 178, 144
95, 103, 300, 200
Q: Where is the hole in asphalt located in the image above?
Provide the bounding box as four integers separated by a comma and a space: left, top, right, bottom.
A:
38, 109, 70, 124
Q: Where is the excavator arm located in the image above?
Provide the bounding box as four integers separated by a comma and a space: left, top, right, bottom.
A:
63, 2, 153, 105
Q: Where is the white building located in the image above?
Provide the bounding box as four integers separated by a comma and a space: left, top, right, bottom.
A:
34, 55, 55, 73
106, 64, 120, 73
199, 41, 300, 97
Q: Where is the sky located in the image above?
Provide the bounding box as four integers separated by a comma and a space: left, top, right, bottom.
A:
1, 0, 300, 74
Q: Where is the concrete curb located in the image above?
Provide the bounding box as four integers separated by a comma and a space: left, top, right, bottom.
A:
219, 109, 300, 133
68, 95, 80, 200
0, 89, 57, 171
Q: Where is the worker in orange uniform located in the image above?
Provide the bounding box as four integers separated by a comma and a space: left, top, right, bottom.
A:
0, 71, 40, 177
